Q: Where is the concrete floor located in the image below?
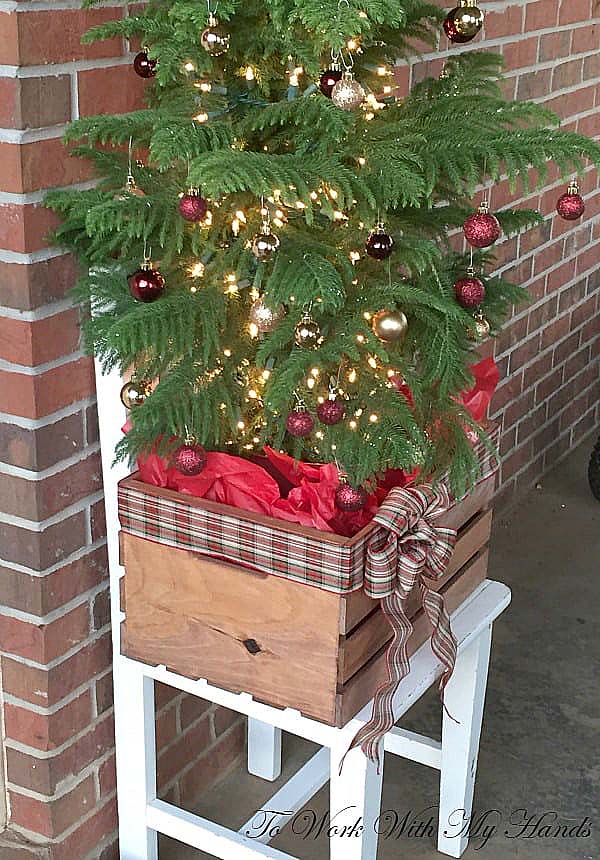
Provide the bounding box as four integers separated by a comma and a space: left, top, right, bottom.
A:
161, 440, 600, 860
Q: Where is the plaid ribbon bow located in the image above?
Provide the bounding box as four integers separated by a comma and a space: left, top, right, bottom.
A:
347, 484, 458, 769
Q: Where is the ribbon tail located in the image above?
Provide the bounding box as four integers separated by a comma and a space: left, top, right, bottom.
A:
344, 591, 413, 768
421, 584, 458, 699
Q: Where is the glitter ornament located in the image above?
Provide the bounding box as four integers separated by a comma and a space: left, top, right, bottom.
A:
120, 380, 151, 409
556, 181, 585, 220
294, 313, 321, 349
249, 297, 285, 333
443, 0, 484, 43
335, 480, 368, 512
468, 311, 491, 341
463, 201, 502, 248
133, 50, 157, 78
200, 14, 230, 56
251, 227, 280, 262
317, 397, 345, 425
319, 66, 343, 98
128, 260, 165, 303
173, 438, 207, 476
372, 309, 408, 344
286, 408, 315, 437
331, 72, 365, 111
178, 188, 208, 222
454, 268, 486, 309
366, 225, 394, 260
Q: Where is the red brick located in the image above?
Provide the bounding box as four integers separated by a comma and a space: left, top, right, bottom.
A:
0, 510, 87, 571
213, 707, 240, 737
0, 308, 81, 366
6, 713, 114, 796
9, 776, 96, 838
517, 403, 547, 443
547, 259, 576, 293
533, 240, 563, 276
0, 547, 106, 617
1, 633, 112, 707
572, 22, 598, 53
484, 5, 523, 38
155, 682, 181, 710
509, 334, 541, 372
178, 718, 245, 808
523, 352, 553, 391
157, 714, 211, 788
558, 279, 587, 312
0, 602, 89, 663
541, 314, 571, 349
490, 371, 523, 415
78, 65, 149, 118
4, 690, 92, 751
502, 37, 539, 73
571, 407, 596, 443
502, 442, 533, 480
527, 295, 558, 334
517, 68, 552, 101
50, 798, 117, 860
0, 356, 95, 420
96, 671, 114, 716
155, 703, 177, 751
558, 0, 591, 25
525, 0, 558, 29
99, 755, 117, 798
535, 365, 564, 404
0, 203, 62, 255
0, 256, 78, 312
0, 76, 72, 129
15, 8, 124, 66
180, 695, 211, 730
0, 12, 19, 64
532, 417, 561, 455
0, 139, 92, 195
0, 410, 84, 471
0, 78, 21, 127
538, 30, 571, 63
552, 58, 583, 91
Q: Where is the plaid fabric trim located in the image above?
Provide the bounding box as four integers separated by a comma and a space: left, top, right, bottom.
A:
118, 430, 500, 596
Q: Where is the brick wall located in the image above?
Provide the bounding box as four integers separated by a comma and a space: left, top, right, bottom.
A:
0, 5, 243, 858
398, 0, 600, 508
0, 0, 597, 857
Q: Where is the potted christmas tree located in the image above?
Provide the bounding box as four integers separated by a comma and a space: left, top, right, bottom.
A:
46, 0, 599, 747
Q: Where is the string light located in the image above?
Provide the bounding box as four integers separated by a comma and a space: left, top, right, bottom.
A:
356, 334, 365, 343
194, 112, 209, 123
358, 157, 366, 166
347, 38, 359, 51
348, 369, 357, 383
383, 85, 393, 95
189, 261, 205, 278
184, 61, 196, 72
237, 421, 246, 430
369, 413, 379, 423
195, 81, 212, 92
249, 322, 259, 337
245, 66, 255, 81
349, 419, 358, 430
350, 250, 361, 263
310, 367, 320, 377
261, 370, 270, 380
368, 356, 378, 369
307, 377, 316, 390
223, 349, 232, 357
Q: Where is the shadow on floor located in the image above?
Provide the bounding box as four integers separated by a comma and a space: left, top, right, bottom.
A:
161, 440, 600, 859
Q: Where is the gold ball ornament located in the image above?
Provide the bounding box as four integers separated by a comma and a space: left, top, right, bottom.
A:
372, 309, 408, 344
468, 311, 491, 341
120, 380, 151, 409
249, 297, 285, 333
200, 14, 230, 56
331, 72, 366, 111
294, 313, 322, 349
251, 228, 280, 262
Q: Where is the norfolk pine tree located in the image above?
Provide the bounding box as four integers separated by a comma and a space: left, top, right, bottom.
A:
46, 0, 600, 501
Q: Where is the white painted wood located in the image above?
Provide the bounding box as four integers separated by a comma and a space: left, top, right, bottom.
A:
248, 718, 282, 781
115, 660, 158, 859
384, 727, 442, 769
329, 742, 384, 860
147, 799, 298, 860
240, 748, 330, 844
437, 623, 493, 858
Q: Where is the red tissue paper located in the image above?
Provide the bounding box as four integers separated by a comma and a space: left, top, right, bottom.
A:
134, 357, 499, 537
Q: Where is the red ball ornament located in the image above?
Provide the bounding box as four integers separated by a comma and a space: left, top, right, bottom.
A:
319, 67, 343, 98
317, 398, 345, 425
366, 226, 394, 260
335, 481, 368, 513
463, 202, 501, 248
128, 262, 165, 303
178, 189, 208, 222
173, 440, 207, 476
556, 181, 585, 220
133, 51, 157, 79
286, 409, 315, 438
443, 1, 484, 43
454, 269, 486, 309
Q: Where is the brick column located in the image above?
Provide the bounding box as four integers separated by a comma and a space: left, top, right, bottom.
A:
0, 5, 243, 858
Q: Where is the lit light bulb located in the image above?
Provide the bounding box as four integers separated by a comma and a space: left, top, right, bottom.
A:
383, 85, 392, 95
377, 66, 387, 76
356, 334, 365, 343
369, 413, 379, 423
368, 356, 377, 369
194, 112, 209, 123
348, 369, 357, 383
261, 370, 270, 380
349, 420, 358, 430
307, 377, 315, 389
350, 250, 361, 263
248, 389, 258, 399
223, 349, 232, 357
358, 156, 366, 166
245, 66, 255, 81
347, 38, 359, 51
249, 322, 259, 337
190, 261, 205, 278
184, 61, 196, 72
311, 367, 320, 377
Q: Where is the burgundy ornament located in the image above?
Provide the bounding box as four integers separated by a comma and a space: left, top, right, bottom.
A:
556, 181, 585, 220
366, 227, 394, 260
285, 409, 315, 438
463, 202, 501, 248
178, 189, 208, 222
173, 440, 207, 476
335, 481, 368, 512
317, 398, 345, 425
454, 269, 486, 309
319, 67, 343, 98
133, 51, 157, 79
443, 1, 484, 43
128, 262, 165, 303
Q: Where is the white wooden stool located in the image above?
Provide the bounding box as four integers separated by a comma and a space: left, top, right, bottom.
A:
95, 364, 510, 860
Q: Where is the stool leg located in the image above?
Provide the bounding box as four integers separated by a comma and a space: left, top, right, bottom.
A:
115, 659, 158, 859
329, 742, 383, 859
248, 718, 282, 781
438, 624, 493, 858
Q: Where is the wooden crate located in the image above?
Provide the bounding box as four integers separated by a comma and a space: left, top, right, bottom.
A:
119, 473, 495, 727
